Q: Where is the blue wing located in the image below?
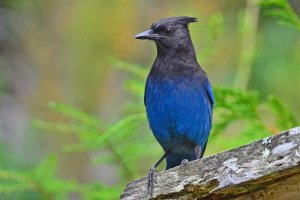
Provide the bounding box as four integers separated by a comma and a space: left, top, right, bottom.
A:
203, 76, 214, 129
175, 75, 214, 148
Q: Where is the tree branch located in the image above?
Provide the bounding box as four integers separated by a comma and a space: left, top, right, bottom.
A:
121, 126, 300, 200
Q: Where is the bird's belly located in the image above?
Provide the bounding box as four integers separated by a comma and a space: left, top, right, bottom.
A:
146, 81, 207, 148
147, 89, 189, 130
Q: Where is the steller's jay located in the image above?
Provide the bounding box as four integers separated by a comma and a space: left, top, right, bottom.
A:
135, 16, 214, 195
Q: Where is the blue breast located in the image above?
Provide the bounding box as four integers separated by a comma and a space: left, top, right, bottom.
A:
145, 72, 214, 164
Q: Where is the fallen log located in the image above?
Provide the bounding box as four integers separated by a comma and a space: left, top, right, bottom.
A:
121, 126, 300, 200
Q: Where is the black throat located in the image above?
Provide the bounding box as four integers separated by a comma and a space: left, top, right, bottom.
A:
152, 34, 199, 77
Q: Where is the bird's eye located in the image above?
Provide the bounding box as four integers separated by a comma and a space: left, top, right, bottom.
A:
165, 28, 173, 35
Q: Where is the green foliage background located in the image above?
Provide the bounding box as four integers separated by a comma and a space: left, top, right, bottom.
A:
0, 0, 299, 199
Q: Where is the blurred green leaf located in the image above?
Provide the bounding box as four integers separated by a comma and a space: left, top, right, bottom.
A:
108, 58, 148, 79
48, 102, 101, 126
260, 0, 300, 31
266, 95, 298, 129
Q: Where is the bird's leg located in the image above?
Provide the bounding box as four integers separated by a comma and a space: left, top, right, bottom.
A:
194, 145, 202, 159
148, 153, 167, 196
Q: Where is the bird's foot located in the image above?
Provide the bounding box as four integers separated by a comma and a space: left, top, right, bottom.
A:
147, 166, 156, 196
181, 159, 189, 165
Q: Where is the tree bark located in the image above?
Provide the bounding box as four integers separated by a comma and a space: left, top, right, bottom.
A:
121, 126, 300, 200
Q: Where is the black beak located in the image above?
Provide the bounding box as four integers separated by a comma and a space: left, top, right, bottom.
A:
135, 29, 159, 40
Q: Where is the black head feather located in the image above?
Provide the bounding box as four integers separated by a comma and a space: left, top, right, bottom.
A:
135, 16, 198, 59
151, 16, 197, 30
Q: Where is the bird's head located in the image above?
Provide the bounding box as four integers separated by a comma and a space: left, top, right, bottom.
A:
135, 16, 197, 53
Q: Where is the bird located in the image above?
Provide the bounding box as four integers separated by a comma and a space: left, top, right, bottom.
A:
135, 16, 214, 195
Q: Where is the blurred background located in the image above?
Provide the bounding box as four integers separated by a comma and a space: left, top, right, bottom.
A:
0, 0, 299, 199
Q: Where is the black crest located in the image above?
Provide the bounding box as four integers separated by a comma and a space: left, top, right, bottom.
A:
151, 16, 197, 30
